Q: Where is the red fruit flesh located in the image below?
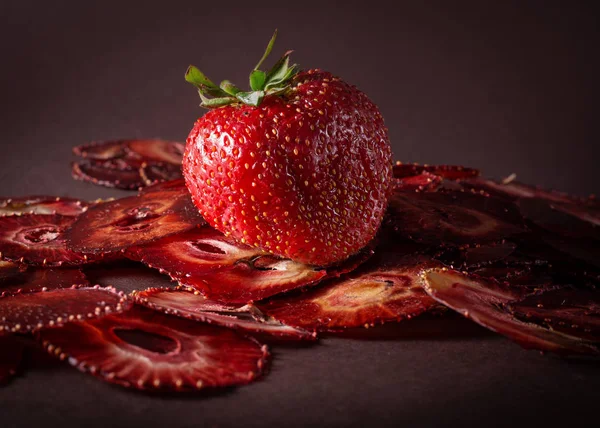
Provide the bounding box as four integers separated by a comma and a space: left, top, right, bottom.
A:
0, 334, 25, 384
0, 285, 129, 333
134, 287, 315, 340
0, 196, 88, 217
37, 306, 269, 391
422, 268, 599, 355
126, 226, 327, 304
0, 215, 95, 266
65, 189, 204, 254
184, 70, 393, 266
1, 266, 88, 297
389, 190, 526, 246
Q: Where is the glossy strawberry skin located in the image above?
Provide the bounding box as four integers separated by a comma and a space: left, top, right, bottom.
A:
183, 69, 393, 266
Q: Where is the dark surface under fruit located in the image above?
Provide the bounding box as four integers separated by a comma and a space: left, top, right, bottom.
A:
2, 2, 599, 428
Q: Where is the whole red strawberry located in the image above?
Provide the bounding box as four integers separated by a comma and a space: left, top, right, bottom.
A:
183, 31, 393, 266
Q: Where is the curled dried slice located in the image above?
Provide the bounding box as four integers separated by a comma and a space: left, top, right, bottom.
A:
0, 215, 94, 266
37, 306, 269, 391
66, 189, 204, 254
389, 190, 526, 246
1, 267, 88, 297
393, 162, 480, 181
72, 161, 145, 190
0, 334, 25, 384
127, 140, 184, 165
465, 178, 600, 228
464, 177, 581, 204
0, 196, 88, 217
422, 268, 599, 355
134, 287, 315, 340
259, 254, 441, 331
0, 285, 129, 333
126, 227, 326, 304
139, 163, 183, 186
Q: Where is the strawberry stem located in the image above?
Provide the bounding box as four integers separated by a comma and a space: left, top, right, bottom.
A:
185, 30, 298, 109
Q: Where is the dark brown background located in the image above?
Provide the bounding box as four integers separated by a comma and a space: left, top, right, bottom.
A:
0, 1, 598, 427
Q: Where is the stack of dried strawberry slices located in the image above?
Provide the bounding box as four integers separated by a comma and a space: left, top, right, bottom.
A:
1, 33, 598, 393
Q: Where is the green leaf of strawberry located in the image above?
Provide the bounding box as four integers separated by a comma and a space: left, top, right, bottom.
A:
185, 30, 298, 109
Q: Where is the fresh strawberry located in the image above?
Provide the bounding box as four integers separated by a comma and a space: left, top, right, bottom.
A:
183, 31, 393, 266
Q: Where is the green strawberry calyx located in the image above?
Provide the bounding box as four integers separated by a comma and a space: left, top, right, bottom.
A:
185, 30, 299, 109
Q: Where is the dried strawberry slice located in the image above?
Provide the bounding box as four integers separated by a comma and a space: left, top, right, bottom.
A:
66, 189, 204, 254
1, 267, 88, 297
139, 163, 183, 186
464, 177, 582, 204
0, 334, 25, 384
517, 197, 600, 242
422, 268, 599, 355
73, 140, 128, 160
139, 178, 186, 195
0, 215, 95, 266
259, 253, 441, 331
465, 177, 600, 228
389, 190, 526, 246
394, 171, 442, 192
393, 162, 480, 181
127, 140, 184, 165
72, 160, 145, 190
508, 287, 600, 342
37, 306, 269, 391
126, 227, 326, 304
435, 241, 518, 269
134, 287, 315, 340
0, 285, 129, 333
126, 227, 267, 275
0, 196, 88, 217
